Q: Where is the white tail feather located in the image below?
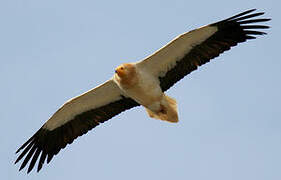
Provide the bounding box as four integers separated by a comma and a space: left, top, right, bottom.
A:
145, 95, 178, 123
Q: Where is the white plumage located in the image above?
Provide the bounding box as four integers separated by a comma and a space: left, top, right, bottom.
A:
43, 80, 123, 130
15, 9, 270, 173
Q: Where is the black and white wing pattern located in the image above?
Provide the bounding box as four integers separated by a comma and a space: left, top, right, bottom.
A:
137, 9, 270, 91
15, 80, 139, 173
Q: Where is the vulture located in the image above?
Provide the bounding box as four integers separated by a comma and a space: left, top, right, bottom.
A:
15, 9, 270, 173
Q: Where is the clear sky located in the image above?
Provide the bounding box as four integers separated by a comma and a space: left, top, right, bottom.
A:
1, 0, 280, 180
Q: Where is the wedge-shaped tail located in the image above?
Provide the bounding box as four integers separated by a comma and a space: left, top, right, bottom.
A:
146, 95, 178, 123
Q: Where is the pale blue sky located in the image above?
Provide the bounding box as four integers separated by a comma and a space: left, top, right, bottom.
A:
1, 0, 280, 180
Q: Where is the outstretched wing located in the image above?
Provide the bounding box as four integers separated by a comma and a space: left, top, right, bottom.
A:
15, 79, 139, 173
137, 9, 270, 91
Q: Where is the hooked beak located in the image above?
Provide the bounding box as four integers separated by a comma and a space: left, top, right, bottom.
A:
115, 67, 126, 77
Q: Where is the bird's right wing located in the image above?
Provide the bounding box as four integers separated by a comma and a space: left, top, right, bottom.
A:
15, 79, 139, 173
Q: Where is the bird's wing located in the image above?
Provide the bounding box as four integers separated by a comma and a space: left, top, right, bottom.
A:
15, 79, 139, 173
136, 9, 270, 91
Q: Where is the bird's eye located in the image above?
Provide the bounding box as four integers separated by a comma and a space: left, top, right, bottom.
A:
120, 67, 124, 70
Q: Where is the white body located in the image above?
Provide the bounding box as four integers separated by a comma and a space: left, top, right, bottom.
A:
114, 65, 162, 110
113, 63, 178, 122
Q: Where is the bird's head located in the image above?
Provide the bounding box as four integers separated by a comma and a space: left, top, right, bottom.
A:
115, 63, 135, 79
114, 63, 137, 87
115, 65, 126, 78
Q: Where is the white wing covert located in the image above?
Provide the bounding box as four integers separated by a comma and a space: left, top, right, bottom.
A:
15, 80, 139, 173
137, 9, 270, 91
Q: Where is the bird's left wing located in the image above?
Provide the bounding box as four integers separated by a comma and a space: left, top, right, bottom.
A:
137, 9, 270, 91
15, 79, 139, 173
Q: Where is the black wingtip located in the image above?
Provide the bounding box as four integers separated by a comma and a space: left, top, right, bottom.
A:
47, 154, 54, 164
239, 18, 271, 25
19, 163, 25, 172
14, 141, 34, 165
241, 25, 270, 29
211, 9, 271, 30
37, 166, 42, 173
225, 9, 257, 21
244, 30, 267, 35
234, 12, 265, 22
37, 151, 47, 172
14, 158, 20, 165
15, 145, 23, 154
27, 167, 33, 174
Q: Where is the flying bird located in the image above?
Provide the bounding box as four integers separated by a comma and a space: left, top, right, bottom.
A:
15, 9, 270, 173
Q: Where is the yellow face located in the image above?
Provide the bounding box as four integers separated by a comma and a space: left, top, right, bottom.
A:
115, 65, 127, 78
114, 63, 137, 87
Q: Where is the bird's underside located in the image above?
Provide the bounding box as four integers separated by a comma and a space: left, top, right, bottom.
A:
114, 63, 179, 123
15, 9, 270, 173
